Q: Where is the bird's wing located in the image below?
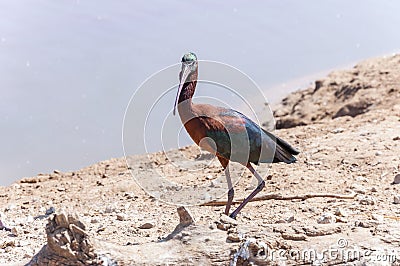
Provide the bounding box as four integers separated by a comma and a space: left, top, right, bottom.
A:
196, 106, 275, 163
195, 105, 299, 164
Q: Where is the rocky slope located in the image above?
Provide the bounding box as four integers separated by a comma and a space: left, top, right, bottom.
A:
1, 54, 400, 265
274, 54, 400, 129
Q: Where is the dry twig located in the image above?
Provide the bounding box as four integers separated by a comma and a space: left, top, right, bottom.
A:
201, 191, 356, 206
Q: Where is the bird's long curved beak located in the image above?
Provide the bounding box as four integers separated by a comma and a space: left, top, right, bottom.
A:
173, 64, 191, 116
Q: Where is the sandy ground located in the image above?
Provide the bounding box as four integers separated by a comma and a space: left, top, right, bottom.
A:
1, 54, 400, 265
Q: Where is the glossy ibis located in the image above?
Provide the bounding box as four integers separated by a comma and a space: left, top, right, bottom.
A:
173, 52, 299, 218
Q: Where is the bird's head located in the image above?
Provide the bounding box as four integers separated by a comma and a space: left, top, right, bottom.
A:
173, 52, 198, 115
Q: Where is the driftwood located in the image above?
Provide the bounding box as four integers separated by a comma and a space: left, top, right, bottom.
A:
201, 191, 356, 207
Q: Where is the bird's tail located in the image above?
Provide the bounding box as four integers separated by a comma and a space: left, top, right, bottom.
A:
262, 129, 300, 164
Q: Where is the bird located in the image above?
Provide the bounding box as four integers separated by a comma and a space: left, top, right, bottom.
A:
173, 52, 299, 219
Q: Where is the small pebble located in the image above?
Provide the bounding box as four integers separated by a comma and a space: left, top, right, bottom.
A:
358, 195, 375, 205
123, 192, 135, 199
281, 233, 307, 241
11, 227, 19, 236
116, 214, 127, 221
334, 208, 348, 217
355, 220, 373, 228
227, 233, 241, 242
375, 151, 383, 156
139, 222, 154, 229
392, 174, 400, 185
105, 206, 116, 213
371, 187, 378, 192
45, 207, 56, 215
0, 219, 11, 231
217, 223, 231, 231
317, 213, 336, 224
393, 195, 400, 204
332, 128, 345, 134
91, 218, 99, 224
285, 215, 295, 223
220, 214, 238, 226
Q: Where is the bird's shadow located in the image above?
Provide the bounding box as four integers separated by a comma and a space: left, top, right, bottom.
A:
159, 223, 190, 242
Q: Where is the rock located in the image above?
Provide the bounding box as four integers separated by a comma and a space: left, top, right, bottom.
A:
227, 233, 242, 242
217, 223, 231, 231
392, 174, 400, 185
205, 175, 213, 180
123, 192, 135, 199
45, 207, 56, 215
232, 238, 266, 265
227, 228, 243, 243
371, 187, 378, 192
116, 214, 127, 221
176, 206, 194, 226
285, 215, 295, 223
333, 100, 372, 119
275, 117, 307, 129
219, 214, 238, 226
393, 195, 400, 204
317, 213, 336, 224
375, 151, 383, 156
0, 215, 11, 231
281, 233, 307, 241
54, 213, 69, 228
139, 222, 154, 229
105, 206, 116, 213
334, 208, 348, 217
355, 220, 374, 228
358, 195, 376, 205
335, 216, 348, 223
11, 227, 19, 236
91, 218, 99, 223
303, 224, 342, 236
332, 128, 345, 134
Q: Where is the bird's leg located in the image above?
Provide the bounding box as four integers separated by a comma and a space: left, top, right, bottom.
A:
229, 163, 265, 219
224, 165, 234, 215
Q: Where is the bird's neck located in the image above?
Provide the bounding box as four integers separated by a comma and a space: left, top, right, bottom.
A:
177, 80, 197, 116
